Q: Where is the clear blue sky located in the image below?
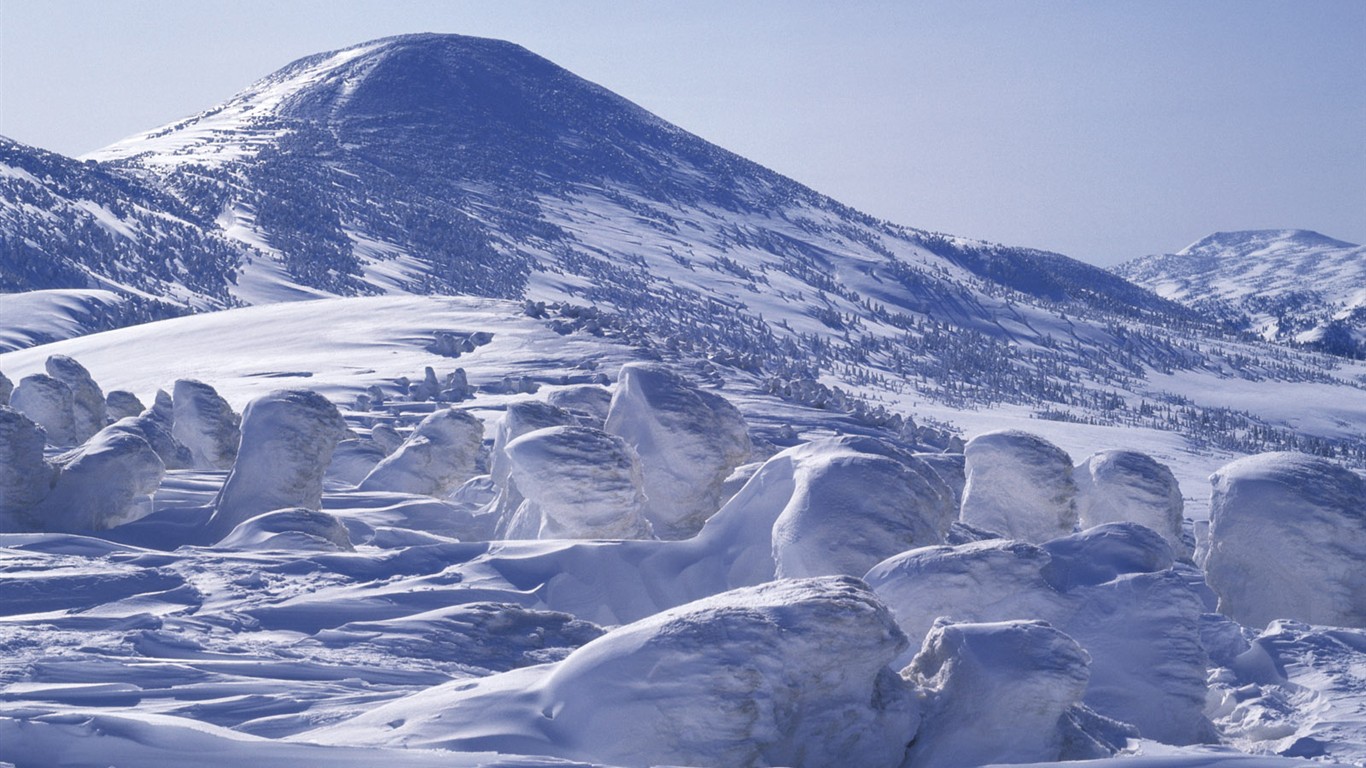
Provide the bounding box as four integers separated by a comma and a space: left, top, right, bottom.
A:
3, 0, 1363, 265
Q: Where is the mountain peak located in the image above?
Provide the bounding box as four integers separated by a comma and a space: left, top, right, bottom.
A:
1177, 229, 1358, 257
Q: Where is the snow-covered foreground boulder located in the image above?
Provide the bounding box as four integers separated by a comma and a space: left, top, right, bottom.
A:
1075, 449, 1189, 558
605, 363, 751, 539
488, 400, 575, 525
34, 430, 165, 531
0, 406, 55, 529
209, 390, 348, 537
9, 373, 77, 446
692, 436, 954, 587
905, 619, 1129, 768
310, 576, 919, 768
172, 379, 241, 469
961, 430, 1077, 542
866, 523, 1212, 745
1204, 452, 1366, 629
501, 426, 651, 540
359, 408, 483, 497
218, 508, 354, 552
44, 354, 106, 443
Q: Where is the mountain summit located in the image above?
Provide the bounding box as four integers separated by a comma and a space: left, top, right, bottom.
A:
1117, 229, 1365, 357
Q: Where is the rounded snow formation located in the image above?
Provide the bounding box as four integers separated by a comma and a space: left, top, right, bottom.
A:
604, 363, 752, 539
34, 430, 165, 531
1205, 452, 1366, 629
1075, 449, 1188, 559
324, 438, 389, 485
771, 441, 957, 579
914, 452, 966, 509
961, 429, 1078, 543
904, 620, 1093, 768
172, 379, 241, 470
44, 354, 106, 443
105, 390, 146, 422
694, 437, 954, 589
545, 384, 613, 425
106, 392, 193, 470
10, 373, 77, 446
359, 407, 484, 497
501, 425, 651, 540
489, 400, 574, 502
210, 389, 349, 536
0, 406, 56, 529
316, 576, 919, 768
867, 524, 1213, 745
367, 422, 402, 454
218, 508, 355, 552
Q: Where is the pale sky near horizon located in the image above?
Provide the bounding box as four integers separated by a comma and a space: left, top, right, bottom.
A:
2, 0, 1363, 265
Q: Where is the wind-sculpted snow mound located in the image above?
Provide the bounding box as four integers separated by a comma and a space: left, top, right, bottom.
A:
961, 430, 1078, 542
311, 576, 919, 768
325, 438, 390, 485
545, 385, 612, 426
9, 372, 77, 446
489, 401, 576, 529
210, 389, 348, 537
218, 508, 354, 552
692, 436, 953, 588
44, 354, 106, 443
108, 390, 193, 470
359, 408, 483, 497
904, 619, 1129, 768
34, 430, 165, 531
0, 406, 56, 529
105, 390, 145, 421
173, 379, 241, 469
1204, 452, 1366, 629
605, 363, 751, 539
866, 523, 1212, 745
1075, 450, 1189, 559
501, 426, 651, 540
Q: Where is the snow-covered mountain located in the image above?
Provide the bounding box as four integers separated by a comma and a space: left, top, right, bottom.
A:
12, 33, 1363, 466
1116, 230, 1366, 358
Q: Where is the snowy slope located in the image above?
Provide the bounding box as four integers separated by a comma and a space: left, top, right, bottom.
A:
1117, 230, 1366, 358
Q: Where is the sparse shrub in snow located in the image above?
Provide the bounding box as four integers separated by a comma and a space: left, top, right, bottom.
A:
1205, 451, 1366, 629
0, 406, 56, 529
209, 389, 348, 536
904, 619, 1127, 768
10, 373, 77, 446
359, 407, 482, 497
961, 429, 1078, 542
545, 384, 613, 426
44, 354, 106, 443
501, 425, 652, 540
1075, 449, 1189, 559
35, 430, 164, 531
605, 362, 751, 539
314, 576, 918, 768
104, 390, 145, 422
172, 379, 241, 469
218, 507, 354, 551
